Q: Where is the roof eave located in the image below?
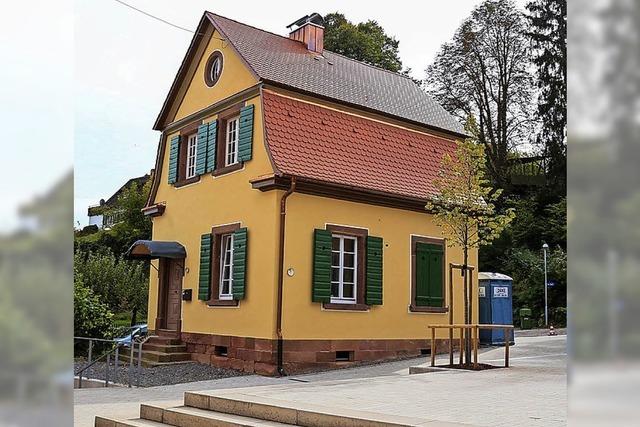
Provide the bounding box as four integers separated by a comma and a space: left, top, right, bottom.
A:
251, 174, 433, 213
153, 12, 262, 131
153, 13, 210, 131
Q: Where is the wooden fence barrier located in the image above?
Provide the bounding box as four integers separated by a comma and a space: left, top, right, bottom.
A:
428, 324, 514, 368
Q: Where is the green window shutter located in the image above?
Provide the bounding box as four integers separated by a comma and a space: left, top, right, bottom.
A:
365, 236, 383, 305
167, 135, 180, 184
206, 120, 218, 173
428, 246, 444, 307
415, 243, 444, 307
195, 124, 208, 175
232, 227, 248, 300
312, 229, 332, 303
237, 104, 254, 162
198, 234, 212, 301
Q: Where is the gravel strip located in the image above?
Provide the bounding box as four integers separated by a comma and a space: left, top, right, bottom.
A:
74, 361, 247, 387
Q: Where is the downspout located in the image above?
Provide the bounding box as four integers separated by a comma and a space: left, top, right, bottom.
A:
276, 176, 296, 376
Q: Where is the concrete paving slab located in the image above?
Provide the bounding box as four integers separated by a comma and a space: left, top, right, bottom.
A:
75, 335, 566, 427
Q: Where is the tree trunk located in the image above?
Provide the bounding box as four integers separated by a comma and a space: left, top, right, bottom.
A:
130, 307, 138, 327
463, 246, 471, 365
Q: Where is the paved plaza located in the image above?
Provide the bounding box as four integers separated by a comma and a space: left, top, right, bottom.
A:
75, 334, 566, 427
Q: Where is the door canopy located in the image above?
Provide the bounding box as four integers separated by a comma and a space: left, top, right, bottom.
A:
125, 240, 186, 260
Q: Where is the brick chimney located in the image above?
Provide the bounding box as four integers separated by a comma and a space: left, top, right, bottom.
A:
287, 13, 324, 54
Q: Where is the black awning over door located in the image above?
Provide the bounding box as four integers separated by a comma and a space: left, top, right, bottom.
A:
125, 240, 186, 260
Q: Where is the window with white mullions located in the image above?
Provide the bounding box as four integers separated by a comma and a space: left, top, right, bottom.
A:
330, 235, 357, 303
219, 234, 234, 299
225, 116, 239, 166
186, 133, 198, 179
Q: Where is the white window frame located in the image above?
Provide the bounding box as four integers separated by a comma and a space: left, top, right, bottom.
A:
218, 233, 234, 300
186, 133, 198, 179
210, 55, 222, 83
330, 234, 358, 304
225, 116, 240, 166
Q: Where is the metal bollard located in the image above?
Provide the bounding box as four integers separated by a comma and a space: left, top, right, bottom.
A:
105, 353, 110, 387
114, 346, 119, 385
129, 341, 134, 387
137, 341, 143, 387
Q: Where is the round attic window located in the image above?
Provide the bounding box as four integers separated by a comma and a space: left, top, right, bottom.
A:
204, 51, 223, 87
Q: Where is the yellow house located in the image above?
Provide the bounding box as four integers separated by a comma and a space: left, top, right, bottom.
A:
130, 12, 478, 376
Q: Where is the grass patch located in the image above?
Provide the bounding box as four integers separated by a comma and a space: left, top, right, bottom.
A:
112, 312, 148, 329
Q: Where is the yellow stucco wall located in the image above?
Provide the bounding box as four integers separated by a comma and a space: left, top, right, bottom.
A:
281, 193, 479, 341
173, 28, 258, 122
149, 91, 280, 339
149, 26, 478, 342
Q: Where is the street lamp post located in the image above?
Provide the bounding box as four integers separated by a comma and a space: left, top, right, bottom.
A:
542, 243, 549, 326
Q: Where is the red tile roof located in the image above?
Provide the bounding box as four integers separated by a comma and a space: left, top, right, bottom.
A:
262, 91, 458, 201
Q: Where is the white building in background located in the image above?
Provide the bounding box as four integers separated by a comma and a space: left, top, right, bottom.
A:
86, 173, 151, 229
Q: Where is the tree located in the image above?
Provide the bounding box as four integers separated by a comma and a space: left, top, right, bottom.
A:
323, 12, 403, 73
425, 0, 534, 190
74, 250, 148, 326
426, 117, 515, 363
526, 0, 567, 194
75, 180, 152, 256
503, 246, 566, 326
74, 270, 115, 339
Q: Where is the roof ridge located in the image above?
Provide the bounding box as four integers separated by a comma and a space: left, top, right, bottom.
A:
207, 11, 414, 82
206, 11, 300, 44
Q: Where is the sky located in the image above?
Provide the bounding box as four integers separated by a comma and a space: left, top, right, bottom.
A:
0, 1, 73, 232
72, 0, 527, 228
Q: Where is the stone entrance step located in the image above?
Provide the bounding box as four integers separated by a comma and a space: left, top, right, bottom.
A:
95, 390, 461, 427
119, 336, 192, 368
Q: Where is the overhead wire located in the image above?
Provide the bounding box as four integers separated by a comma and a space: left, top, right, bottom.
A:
112, 0, 227, 43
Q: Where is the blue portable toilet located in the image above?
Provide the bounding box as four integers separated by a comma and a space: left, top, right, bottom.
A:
478, 272, 515, 345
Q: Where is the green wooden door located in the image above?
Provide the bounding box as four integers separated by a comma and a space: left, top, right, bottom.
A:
415, 242, 444, 307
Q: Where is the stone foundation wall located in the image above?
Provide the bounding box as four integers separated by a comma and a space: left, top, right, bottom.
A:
180, 332, 458, 376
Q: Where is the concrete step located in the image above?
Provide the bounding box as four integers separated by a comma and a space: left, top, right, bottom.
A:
156, 329, 181, 339
95, 416, 167, 427
147, 336, 183, 346
121, 349, 191, 363
184, 391, 436, 426
141, 404, 292, 427
142, 343, 188, 353
118, 355, 194, 368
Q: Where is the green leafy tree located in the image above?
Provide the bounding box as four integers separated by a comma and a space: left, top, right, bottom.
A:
425, 0, 534, 190
504, 246, 567, 326
526, 0, 567, 195
427, 117, 515, 363
74, 250, 148, 326
75, 180, 152, 256
323, 12, 403, 73
74, 270, 115, 339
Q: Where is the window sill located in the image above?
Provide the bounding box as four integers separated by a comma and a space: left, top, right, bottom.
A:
323, 302, 369, 311
207, 299, 239, 307
174, 176, 201, 188
212, 163, 243, 177
409, 305, 449, 313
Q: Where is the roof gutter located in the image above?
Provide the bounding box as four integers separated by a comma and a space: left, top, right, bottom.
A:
276, 176, 296, 376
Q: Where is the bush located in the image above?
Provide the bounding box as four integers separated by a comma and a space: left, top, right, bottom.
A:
552, 307, 567, 327
74, 249, 149, 326
74, 272, 114, 339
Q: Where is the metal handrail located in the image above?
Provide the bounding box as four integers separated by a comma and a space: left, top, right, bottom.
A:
75, 342, 119, 388
75, 329, 148, 388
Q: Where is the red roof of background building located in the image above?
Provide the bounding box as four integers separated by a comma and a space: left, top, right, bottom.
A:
262, 91, 459, 201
